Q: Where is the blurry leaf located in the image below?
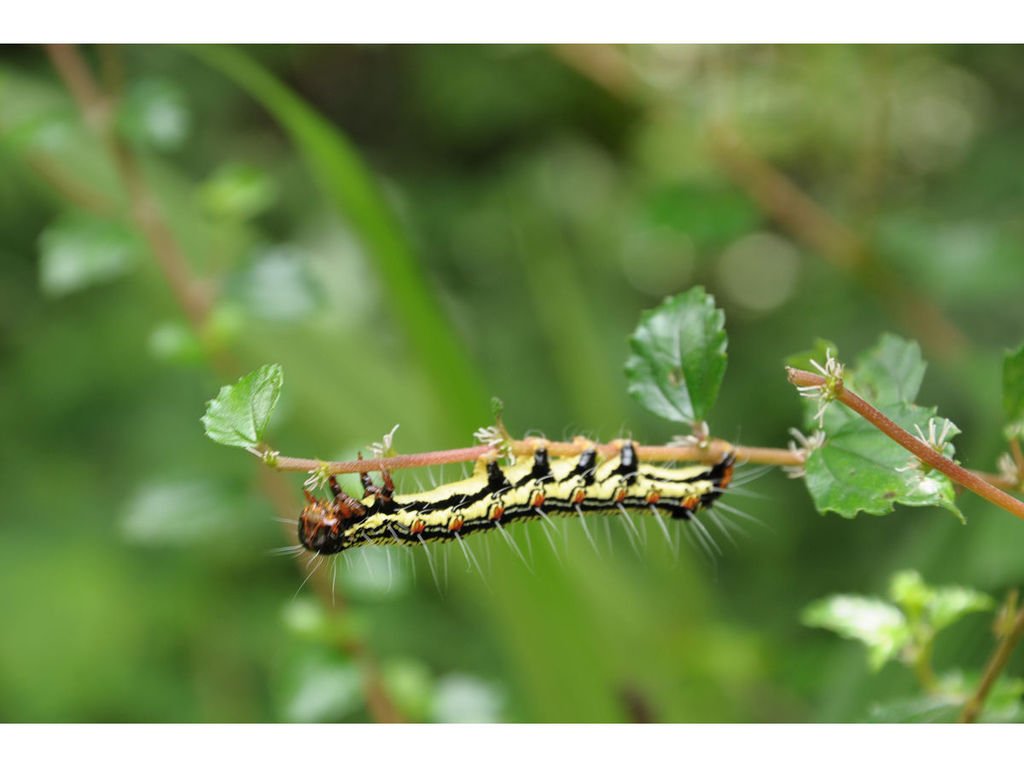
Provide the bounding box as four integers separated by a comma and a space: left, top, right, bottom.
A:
803, 403, 961, 520
201, 363, 283, 449
121, 480, 248, 547
980, 676, 1024, 722
432, 674, 504, 723
802, 595, 911, 670
927, 586, 994, 631
282, 654, 362, 723
849, 334, 926, 406
200, 163, 277, 220
338, 546, 411, 600
38, 212, 141, 297
382, 659, 434, 722
118, 78, 190, 151
625, 287, 727, 424
1003, 344, 1024, 438
282, 597, 329, 640
888, 570, 933, 618
867, 695, 961, 723
230, 248, 321, 322
147, 321, 203, 365
643, 183, 760, 250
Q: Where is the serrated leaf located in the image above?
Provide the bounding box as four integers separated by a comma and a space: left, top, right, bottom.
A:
625, 287, 727, 424
803, 595, 911, 670
1003, 344, 1024, 438
38, 212, 142, 297
803, 403, 961, 520
850, 334, 926, 406
201, 363, 283, 449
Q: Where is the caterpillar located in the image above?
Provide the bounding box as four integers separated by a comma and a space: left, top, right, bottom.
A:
297, 441, 735, 556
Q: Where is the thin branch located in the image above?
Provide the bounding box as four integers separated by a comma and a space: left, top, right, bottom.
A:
46, 44, 212, 330
267, 437, 803, 476
787, 367, 1024, 521
46, 44, 401, 723
958, 593, 1024, 724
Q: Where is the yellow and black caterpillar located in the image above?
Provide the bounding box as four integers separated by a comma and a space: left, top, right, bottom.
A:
298, 441, 735, 555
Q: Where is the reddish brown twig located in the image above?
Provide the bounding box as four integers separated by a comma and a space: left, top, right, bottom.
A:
787, 367, 1024, 522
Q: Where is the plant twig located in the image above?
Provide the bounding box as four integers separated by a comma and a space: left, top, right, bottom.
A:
958, 593, 1024, 723
267, 437, 802, 476
787, 367, 1024, 521
46, 43, 401, 723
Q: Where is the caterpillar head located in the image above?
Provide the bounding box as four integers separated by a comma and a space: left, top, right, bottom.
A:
298, 489, 366, 554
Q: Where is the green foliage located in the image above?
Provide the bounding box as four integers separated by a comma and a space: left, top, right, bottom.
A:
7, 44, 1024, 725
625, 287, 727, 425
802, 595, 911, 670
797, 334, 962, 520
201, 363, 283, 450
38, 212, 141, 296
200, 163, 278, 221
805, 570, 1002, 721
1003, 344, 1024, 439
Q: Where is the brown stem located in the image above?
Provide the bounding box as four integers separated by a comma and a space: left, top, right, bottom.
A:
46, 44, 212, 330
46, 44, 400, 723
787, 367, 1024, 521
268, 437, 803, 476
958, 596, 1024, 723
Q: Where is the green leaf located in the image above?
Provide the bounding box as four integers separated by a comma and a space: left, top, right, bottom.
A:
121, 480, 249, 547
201, 363, 283, 449
38, 212, 141, 297
200, 162, 278, 220
927, 586, 994, 631
624, 287, 728, 424
803, 403, 961, 520
117, 78, 190, 151
281, 653, 363, 723
888, 570, 933, 619
802, 595, 911, 670
432, 674, 505, 723
1003, 344, 1024, 438
849, 334, 926, 406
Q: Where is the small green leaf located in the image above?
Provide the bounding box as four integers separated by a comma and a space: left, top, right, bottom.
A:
927, 586, 994, 631
625, 287, 727, 424
38, 212, 142, 297
382, 659, 434, 722
118, 78, 190, 151
803, 403, 961, 520
888, 570, 933, 619
1003, 344, 1024, 438
148, 321, 204, 366
201, 363, 284, 449
803, 595, 911, 670
200, 162, 278, 220
281, 653, 363, 723
432, 674, 505, 723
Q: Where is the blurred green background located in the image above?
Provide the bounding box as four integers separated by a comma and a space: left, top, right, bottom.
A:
2, 44, 1024, 722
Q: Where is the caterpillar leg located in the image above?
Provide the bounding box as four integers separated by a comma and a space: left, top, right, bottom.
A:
357, 452, 395, 504
328, 475, 370, 520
